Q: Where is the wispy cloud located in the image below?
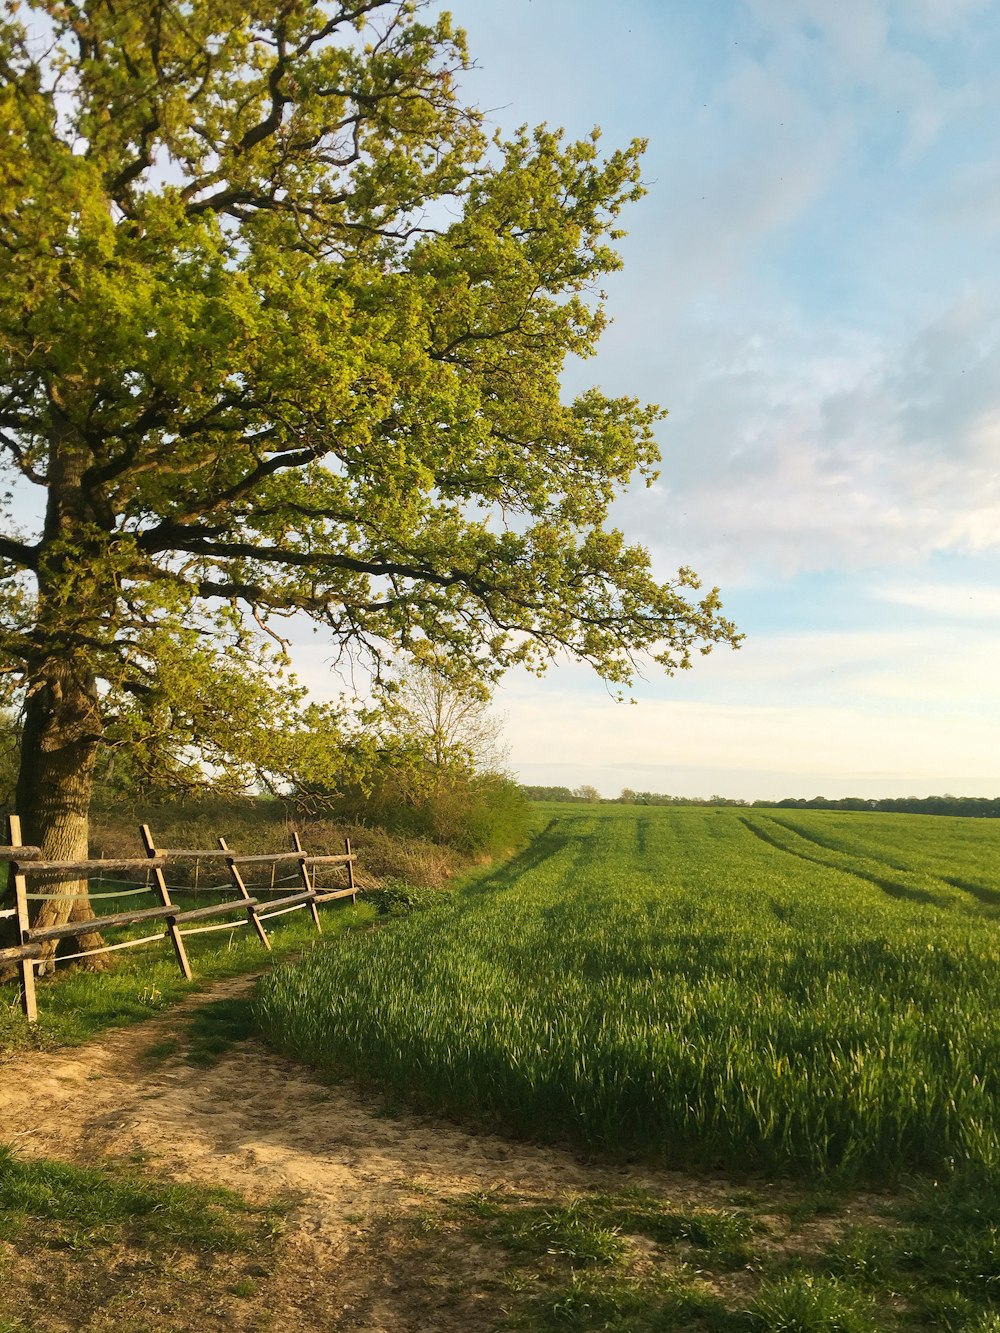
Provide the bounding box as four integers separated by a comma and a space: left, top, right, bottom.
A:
874, 581, 1000, 619
360, 0, 1000, 797
609, 290, 1000, 583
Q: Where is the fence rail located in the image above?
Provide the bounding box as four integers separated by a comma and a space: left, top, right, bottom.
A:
1, 816, 359, 1023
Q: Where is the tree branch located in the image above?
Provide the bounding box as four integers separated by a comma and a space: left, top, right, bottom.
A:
0, 532, 38, 570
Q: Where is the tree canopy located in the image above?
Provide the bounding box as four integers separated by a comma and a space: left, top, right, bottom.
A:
0, 0, 739, 903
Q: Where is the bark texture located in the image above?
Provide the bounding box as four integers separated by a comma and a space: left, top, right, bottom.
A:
14, 660, 106, 972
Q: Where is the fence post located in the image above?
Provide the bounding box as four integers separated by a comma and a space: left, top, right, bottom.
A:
140, 824, 192, 981
291, 831, 322, 933
218, 837, 271, 951
345, 837, 357, 904
8, 815, 37, 1023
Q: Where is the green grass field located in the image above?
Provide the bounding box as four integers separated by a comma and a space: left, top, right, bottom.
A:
8, 803, 1000, 1331
256, 804, 1000, 1181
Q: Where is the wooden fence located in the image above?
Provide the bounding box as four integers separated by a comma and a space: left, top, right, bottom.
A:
0, 816, 359, 1023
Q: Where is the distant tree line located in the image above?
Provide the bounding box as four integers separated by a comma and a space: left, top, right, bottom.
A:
519, 787, 1000, 818
519, 784, 628, 804
750, 795, 1000, 818
519, 786, 750, 806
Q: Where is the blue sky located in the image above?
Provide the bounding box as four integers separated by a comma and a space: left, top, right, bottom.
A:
295, 0, 1000, 798
440, 0, 1000, 799
16, 0, 1000, 800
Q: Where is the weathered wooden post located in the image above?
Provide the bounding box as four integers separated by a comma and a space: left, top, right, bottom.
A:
291, 831, 322, 932
140, 824, 192, 981
219, 837, 271, 950
8, 815, 37, 1022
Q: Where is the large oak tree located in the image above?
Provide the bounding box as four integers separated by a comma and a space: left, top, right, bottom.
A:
0, 0, 738, 948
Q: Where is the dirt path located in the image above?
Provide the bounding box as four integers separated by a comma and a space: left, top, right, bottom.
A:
1, 975, 766, 1331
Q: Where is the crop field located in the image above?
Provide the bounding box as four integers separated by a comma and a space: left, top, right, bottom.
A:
256, 805, 1000, 1181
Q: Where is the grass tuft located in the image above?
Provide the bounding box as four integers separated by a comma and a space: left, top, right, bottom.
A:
750, 1274, 878, 1332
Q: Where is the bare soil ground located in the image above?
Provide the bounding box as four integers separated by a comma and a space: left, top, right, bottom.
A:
0, 977, 876, 1332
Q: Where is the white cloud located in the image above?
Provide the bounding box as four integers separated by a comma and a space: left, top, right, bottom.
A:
898, 0, 997, 34
746, 0, 889, 70
624, 40, 860, 308
935, 161, 1000, 232
608, 288, 1000, 583
874, 581, 1000, 619
668, 624, 1000, 711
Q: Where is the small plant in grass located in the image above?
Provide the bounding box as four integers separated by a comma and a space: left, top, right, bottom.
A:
491, 1200, 628, 1265
750, 1274, 878, 1333
785, 1193, 845, 1227
520, 1270, 738, 1332
366, 880, 454, 916
459, 1189, 758, 1283
825, 1225, 893, 1284
917, 1294, 994, 1332
408, 1206, 445, 1237
580, 1190, 756, 1268
892, 1167, 1000, 1304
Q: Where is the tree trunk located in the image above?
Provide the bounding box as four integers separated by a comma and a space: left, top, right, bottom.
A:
2, 406, 116, 972
14, 658, 107, 973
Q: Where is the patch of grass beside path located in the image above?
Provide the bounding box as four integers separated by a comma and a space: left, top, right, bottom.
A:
320, 1178, 1000, 1332
0, 897, 376, 1055
0, 1143, 289, 1333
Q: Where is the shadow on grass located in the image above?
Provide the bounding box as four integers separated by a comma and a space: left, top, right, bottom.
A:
461, 817, 583, 898
182, 997, 257, 1066
738, 817, 944, 908
943, 875, 1000, 908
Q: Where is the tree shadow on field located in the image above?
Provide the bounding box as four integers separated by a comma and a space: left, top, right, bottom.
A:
739, 817, 944, 907
635, 815, 651, 855
463, 818, 581, 897
943, 875, 1000, 909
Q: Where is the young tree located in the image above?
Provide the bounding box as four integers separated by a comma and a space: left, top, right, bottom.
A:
573, 785, 602, 803
390, 660, 507, 772
0, 0, 739, 949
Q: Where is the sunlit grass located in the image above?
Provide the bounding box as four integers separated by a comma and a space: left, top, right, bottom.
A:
256, 805, 1000, 1180
0, 895, 376, 1052
0, 1143, 284, 1251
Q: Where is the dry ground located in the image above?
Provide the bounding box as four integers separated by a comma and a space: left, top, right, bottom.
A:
0, 977, 878, 1332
